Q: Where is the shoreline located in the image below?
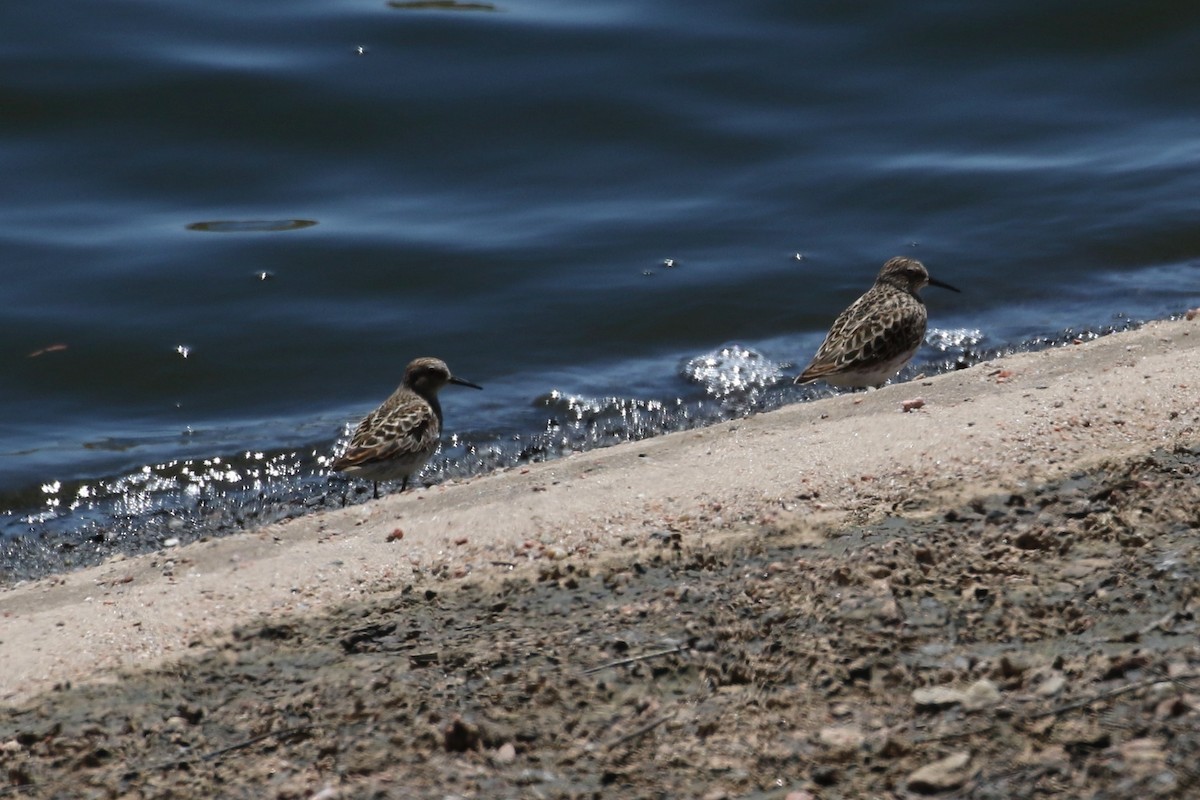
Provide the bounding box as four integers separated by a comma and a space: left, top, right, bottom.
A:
0, 316, 1166, 584
0, 319, 1155, 573
3, 317, 1197, 705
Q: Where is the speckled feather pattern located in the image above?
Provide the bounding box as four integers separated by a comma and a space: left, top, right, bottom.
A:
331, 357, 480, 490
332, 388, 443, 483
796, 257, 950, 389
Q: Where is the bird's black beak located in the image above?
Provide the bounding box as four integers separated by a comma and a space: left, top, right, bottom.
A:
450, 376, 483, 390
928, 276, 961, 293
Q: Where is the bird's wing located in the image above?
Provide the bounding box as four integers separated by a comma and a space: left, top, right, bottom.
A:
332, 403, 437, 470
798, 292, 925, 381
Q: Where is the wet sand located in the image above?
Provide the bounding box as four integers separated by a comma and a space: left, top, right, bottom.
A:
2, 317, 1199, 798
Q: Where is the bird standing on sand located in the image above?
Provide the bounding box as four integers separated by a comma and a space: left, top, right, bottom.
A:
331, 357, 482, 498
794, 257, 959, 389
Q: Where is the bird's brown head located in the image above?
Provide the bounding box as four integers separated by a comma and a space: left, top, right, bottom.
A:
402, 357, 483, 393
876, 256, 960, 295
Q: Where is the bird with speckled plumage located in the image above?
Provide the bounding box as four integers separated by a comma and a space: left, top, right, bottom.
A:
331, 357, 481, 498
794, 257, 959, 389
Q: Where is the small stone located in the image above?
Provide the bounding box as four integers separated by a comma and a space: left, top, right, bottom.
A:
829, 702, 853, 719
912, 686, 966, 711
495, 742, 517, 763
817, 725, 864, 759
963, 678, 1001, 711
876, 595, 902, 623
907, 751, 972, 794
1036, 672, 1067, 697
163, 537, 180, 548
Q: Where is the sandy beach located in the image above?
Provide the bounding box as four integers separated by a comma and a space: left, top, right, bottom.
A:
3, 316, 1199, 798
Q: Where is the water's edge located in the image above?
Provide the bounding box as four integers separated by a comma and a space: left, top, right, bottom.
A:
0, 312, 1163, 586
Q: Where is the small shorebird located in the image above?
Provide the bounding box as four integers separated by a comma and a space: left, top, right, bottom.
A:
331, 357, 482, 498
794, 257, 959, 389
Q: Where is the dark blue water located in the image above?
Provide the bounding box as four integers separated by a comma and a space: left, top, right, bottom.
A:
3, 1, 1199, 574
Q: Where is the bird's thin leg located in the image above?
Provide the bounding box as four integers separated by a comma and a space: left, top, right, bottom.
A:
330, 473, 350, 508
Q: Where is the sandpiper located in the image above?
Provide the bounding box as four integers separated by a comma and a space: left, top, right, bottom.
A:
794, 257, 959, 389
331, 357, 482, 498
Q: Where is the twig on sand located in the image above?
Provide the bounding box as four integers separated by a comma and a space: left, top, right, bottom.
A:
912, 722, 998, 744
1026, 671, 1200, 720
604, 713, 674, 752
148, 724, 316, 772
1154, 668, 1200, 692
199, 724, 315, 764
583, 644, 691, 676
1139, 609, 1181, 636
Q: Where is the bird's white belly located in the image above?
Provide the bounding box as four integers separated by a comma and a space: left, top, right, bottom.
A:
824, 346, 920, 388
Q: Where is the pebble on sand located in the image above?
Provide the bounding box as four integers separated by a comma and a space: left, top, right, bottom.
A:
816, 725, 865, 759
912, 686, 966, 711
963, 678, 1001, 711
906, 751, 973, 794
